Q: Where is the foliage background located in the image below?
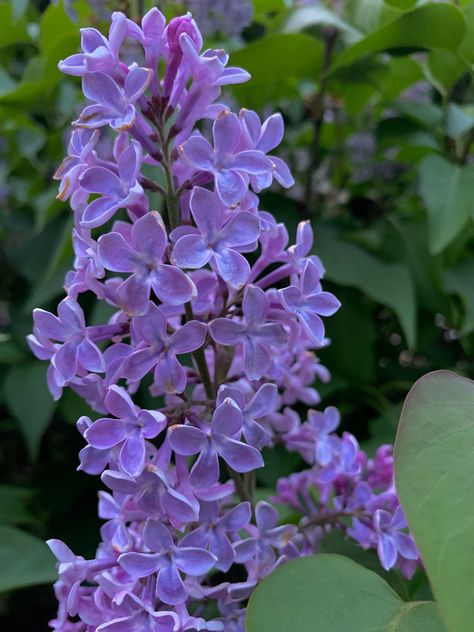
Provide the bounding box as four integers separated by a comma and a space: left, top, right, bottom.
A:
1, 0, 474, 627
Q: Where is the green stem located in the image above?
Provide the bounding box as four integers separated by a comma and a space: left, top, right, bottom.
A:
227, 465, 252, 504
184, 302, 214, 400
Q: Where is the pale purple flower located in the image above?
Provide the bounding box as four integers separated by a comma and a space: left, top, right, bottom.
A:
279, 259, 340, 345
58, 12, 135, 76
79, 139, 146, 228
180, 111, 273, 206
239, 109, 294, 191
85, 385, 166, 477
98, 212, 196, 314
308, 406, 340, 466
217, 383, 278, 449
209, 285, 286, 380
54, 129, 100, 204
171, 187, 259, 287
28, 297, 104, 392
119, 519, 216, 605
234, 501, 297, 575
168, 397, 264, 488
122, 301, 206, 393
74, 64, 151, 131
181, 501, 251, 571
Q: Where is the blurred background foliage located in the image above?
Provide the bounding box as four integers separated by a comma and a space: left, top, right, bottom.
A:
1, 0, 474, 627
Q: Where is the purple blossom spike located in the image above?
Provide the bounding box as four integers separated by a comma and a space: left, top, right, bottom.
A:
32, 7, 419, 627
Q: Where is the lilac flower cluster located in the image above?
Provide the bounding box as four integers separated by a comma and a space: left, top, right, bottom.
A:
29, 9, 419, 630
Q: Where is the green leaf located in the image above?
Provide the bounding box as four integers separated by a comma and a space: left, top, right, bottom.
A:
0, 486, 34, 525
246, 554, 445, 631
0, 525, 56, 592
331, 4, 466, 72
316, 229, 416, 348
0, 3, 30, 48
444, 259, 474, 335
231, 34, 323, 108
272, 6, 361, 43
384, 0, 417, 9
445, 104, 474, 139
395, 371, 474, 632
39, 1, 79, 56
419, 155, 474, 254
4, 363, 56, 459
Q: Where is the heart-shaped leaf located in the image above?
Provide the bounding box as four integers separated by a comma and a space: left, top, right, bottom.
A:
246, 554, 445, 631
395, 371, 474, 632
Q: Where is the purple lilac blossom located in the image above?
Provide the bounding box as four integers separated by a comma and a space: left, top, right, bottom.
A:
30, 8, 420, 630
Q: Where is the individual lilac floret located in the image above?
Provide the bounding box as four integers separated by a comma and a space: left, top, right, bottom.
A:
58, 12, 132, 76
28, 297, 104, 396
119, 519, 216, 605
74, 64, 151, 131
235, 501, 297, 576
181, 501, 251, 571
98, 212, 196, 314
279, 259, 340, 345
79, 139, 146, 228
309, 406, 340, 466
210, 285, 286, 380
122, 301, 207, 393
350, 507, 418, 572
85, 385, 166, 477
54, 128, 99, 204
171, 187, 259, 287
217, 383, 278, 449
168, 397, 264, 488
239, 109, 294, 191
180, 111, 273, 206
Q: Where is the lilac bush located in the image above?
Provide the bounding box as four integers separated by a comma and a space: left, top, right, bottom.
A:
29, 9, 420, 630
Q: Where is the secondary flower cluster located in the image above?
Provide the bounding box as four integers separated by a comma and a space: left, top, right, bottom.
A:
29, 8, 419, 631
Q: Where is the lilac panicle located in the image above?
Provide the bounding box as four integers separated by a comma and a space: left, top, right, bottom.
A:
30, 8, 420, 631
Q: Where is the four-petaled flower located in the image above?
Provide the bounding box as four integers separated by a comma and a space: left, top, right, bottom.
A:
210, 285, 286, 380
85, 385, 166, 477
234, 501, 297, 576
168, 397, 264, 488
119, 519, 216, 605
180, 110, 274, 206
217, 383, 278, 449
181, 500, 251, 571
28, 297, 105, 397
171, 187, 260, 287
98, 212, 196, 314
74, 64, 152, 131
122, 301, 207, 393
79, 139, 146, 228
279, 259, 340, 346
